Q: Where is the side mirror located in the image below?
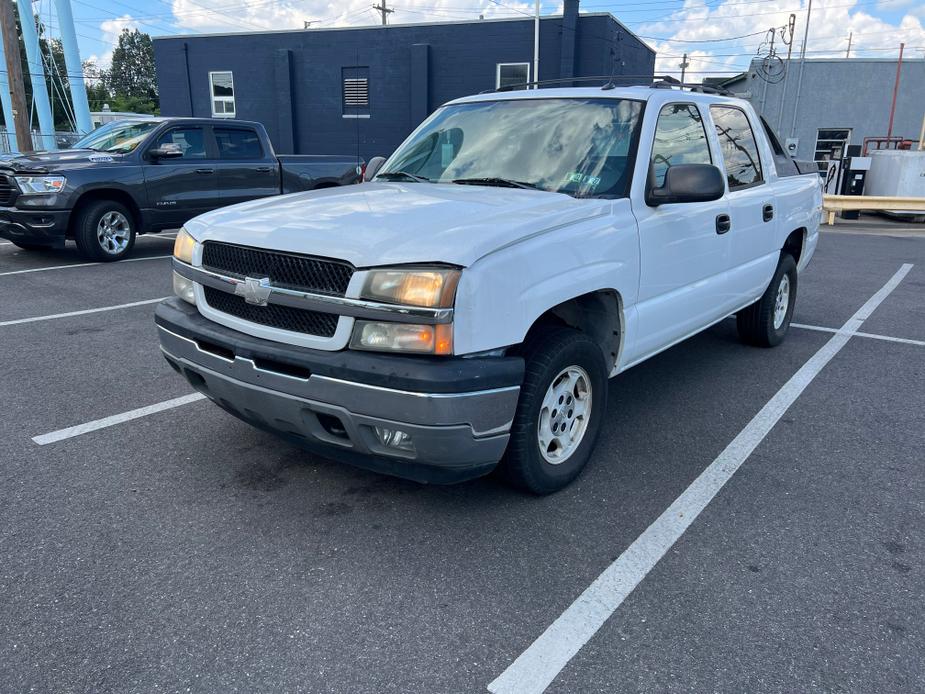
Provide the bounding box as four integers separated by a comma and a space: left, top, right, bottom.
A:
363, 156, 387, 182
646, 163, 726, 206
148, 144, 183, 160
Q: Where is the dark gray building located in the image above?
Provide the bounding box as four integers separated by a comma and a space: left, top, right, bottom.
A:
153, 2, 655, 159
722, 57, 925, 169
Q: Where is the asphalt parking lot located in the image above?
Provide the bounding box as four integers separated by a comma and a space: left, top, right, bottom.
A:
1, 222, 923, 693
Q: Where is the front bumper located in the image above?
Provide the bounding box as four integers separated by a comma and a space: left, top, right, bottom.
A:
0, 207, 70, 247
155, 298, 524, 483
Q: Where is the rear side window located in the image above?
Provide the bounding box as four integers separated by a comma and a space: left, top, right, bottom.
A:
153, 127, 206, 159
214, 128, 264, 159
650, 103, 712, 188
711, 106, 763, 190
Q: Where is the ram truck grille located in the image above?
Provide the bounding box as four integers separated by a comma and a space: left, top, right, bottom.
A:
201, 241, 354, 296
203, 286, 339, 337
0, 174, 18, 206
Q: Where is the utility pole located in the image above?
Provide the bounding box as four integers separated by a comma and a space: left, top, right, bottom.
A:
0, 0, 32, 152
679, 53, 689, 83
533, 0, 540, 89
788, 0, 813, 139
886, 43, 905, 140
372, 1, 393, 25
845, 31, 852, 58
775, 14, 796, 131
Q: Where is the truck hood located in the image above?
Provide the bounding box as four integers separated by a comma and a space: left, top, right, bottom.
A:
0, 149, 128, 173
186, 182, 611, 268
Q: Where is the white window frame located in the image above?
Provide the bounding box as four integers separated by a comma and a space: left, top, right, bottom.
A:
209, 71, 235, 119
495, 62, 531, 90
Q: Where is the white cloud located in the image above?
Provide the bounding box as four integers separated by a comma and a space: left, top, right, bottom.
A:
637, 0, 925, 81
86, 14, 139, 71
168, 0, 534, 34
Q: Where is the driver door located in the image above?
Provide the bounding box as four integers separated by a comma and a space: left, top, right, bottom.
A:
141, 125, 219, 229
629, 102, 732, 362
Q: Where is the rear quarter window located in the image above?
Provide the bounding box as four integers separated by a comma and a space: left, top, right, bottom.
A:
214, 128, 264, 159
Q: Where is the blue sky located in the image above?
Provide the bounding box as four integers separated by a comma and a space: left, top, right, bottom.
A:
47, 0, 925, 79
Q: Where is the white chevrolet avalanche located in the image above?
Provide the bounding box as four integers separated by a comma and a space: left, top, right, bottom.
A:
157, 85, 822, 493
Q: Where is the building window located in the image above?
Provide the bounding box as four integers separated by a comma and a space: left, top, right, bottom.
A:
814, 129, 851, 171
343, 67, 370, 118
209, 71, 235, 118
496, 63, 530, 90
710, 105, 764, 190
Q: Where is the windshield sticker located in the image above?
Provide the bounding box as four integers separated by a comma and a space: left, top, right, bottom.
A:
566, 172, 601, 187
89, 154, 115, 163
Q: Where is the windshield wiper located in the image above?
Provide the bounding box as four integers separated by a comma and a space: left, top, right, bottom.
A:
376, 171, 432, 183
452, 177, 540, 190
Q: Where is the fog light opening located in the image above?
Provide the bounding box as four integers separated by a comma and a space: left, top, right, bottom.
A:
374, 426, 415, 453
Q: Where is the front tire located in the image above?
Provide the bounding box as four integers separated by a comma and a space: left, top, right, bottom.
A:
737, 254, 797, 347
74, 200, 136, 261
500, 328, 608, 494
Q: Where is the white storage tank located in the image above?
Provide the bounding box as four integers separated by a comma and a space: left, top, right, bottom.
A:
865, 150, 925, 218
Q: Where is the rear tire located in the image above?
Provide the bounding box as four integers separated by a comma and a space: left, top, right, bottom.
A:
500, 328, 608, 494
74, 200, 136, 261
737, 254, 797, 347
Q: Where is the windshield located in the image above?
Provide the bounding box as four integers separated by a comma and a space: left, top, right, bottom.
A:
72, 120, 160, 154
378, 98, 643, 198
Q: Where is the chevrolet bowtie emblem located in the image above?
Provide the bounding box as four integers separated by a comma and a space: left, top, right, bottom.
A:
235, 276, 273, 306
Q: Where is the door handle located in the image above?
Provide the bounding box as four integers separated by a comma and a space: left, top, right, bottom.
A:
763, 204, 774, 222
255, 166, 273, 173
195, 168, 214, 174
715, 214, 731, 234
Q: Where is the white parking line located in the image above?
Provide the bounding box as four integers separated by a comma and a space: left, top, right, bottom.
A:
487, 262, 913, 694
792, 322, 925, 347
0, 297, 168, 327
0, 254, 170, 277
32, 393, 206, 445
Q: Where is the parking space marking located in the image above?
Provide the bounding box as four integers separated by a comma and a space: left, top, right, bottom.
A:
32, 393, 206, 445
487, 263, 914, 694
0, 297, 168, 327
0, 255, 170, 277
793, 323, 925, 347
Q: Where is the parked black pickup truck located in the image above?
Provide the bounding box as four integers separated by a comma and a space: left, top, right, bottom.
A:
0, 117, 362, 261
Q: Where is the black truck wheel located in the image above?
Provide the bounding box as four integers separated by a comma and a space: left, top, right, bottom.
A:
74, 200, 136, 261
500, 327, 608, 494
737, 253, 797, 347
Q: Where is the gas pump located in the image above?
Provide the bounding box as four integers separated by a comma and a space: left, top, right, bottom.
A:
838, 145, 872, 220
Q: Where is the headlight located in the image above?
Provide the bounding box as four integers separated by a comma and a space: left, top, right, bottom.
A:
14, 175, 66, 195
360, 268, 460, 308
173, 227, 197, 264
350, 321, 453, 355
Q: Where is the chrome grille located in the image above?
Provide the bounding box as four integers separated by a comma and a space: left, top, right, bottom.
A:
201, 241, 354, 296
203, 287, 339, 337
0, 174, 17, 206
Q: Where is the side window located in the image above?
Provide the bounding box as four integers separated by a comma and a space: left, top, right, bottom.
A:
711, 106, 763, 189
214, 128, 264, 159
210, 71, 235, 118
153, 127, 206, 159
650, 103, 712, 188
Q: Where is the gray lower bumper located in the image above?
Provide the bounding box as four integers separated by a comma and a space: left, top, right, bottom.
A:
158, 325, 519, 482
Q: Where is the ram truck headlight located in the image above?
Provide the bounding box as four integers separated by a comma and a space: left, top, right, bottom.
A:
14, 175, 66, 195
172, 228, 199, 305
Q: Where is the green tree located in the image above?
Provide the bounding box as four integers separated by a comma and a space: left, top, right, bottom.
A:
103, 29, 158, 113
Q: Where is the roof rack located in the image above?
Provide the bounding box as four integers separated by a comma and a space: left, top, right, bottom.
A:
476, 74, 741, 96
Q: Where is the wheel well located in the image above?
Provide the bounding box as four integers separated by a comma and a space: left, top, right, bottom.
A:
68, 189, 142, 238
783, 228, 805, 264
523, 290, 623, 372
